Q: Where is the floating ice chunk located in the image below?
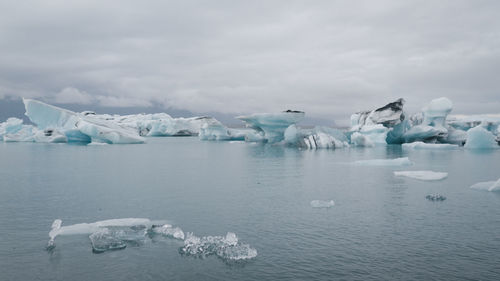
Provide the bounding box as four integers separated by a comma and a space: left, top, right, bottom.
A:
3, 125, 37, 142
310, 200, 335, 208
180, 232, 257, 261
394, 171, 448, 181
89, 228, 127, 253
464, 125, 498, 149
445, 128, 468, 145
237, 111, 305, 143
425, 194, 446, 201
152, 224, 185, 240
47, 218, 152, 248
351, 132, 375, 147
470, 178, 500, 192
354, 157, 412, 166
402, 141, 458, 150
0, 118, 24, 141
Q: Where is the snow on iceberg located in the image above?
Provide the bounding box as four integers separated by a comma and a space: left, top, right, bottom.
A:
180, 232, 257, 261
470, 178, 500, 192
24, 99, 145, 144
464, 125, 498, 149
310, 200, 335, 208
237, 110, 305, 143
394, 171, 448, 181
354, 157, 412, 166
402, 141, 458, 150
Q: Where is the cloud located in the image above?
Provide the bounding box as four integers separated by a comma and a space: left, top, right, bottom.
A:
52, 87, 93, 105
0, 0, 499, 125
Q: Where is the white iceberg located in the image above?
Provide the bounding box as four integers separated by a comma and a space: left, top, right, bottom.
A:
24, 99, 145, 144
394, 171, 448, 181
464, 125, 498, 149
354, 157, 412, 166
198, 119, 249, 141
470, 178, 500, 192
237, 111, 305, 143
402, 141, 458, 150
350, 132, 375, 147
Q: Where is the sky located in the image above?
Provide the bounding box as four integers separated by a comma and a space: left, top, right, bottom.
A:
1, 0, 499, 125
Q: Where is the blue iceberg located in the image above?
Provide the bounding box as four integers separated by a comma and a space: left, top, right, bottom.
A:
237, 111, 305, 143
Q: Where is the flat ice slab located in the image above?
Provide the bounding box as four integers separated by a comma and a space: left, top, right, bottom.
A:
402, 142, 459, 150
470, 178, 500, 192
394, 170, 448, 181
310, 200, 335, 208
354, 157, 412, 166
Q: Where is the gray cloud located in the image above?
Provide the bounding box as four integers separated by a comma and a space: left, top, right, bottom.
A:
0, 0, 499, 125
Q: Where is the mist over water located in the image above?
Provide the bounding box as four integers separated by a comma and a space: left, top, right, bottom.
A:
0, 138, 499, 280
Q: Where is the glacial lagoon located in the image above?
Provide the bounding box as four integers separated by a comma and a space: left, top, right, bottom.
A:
1, 137, 499, 280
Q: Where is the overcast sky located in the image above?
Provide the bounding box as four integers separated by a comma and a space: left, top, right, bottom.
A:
1, 0, 499, 125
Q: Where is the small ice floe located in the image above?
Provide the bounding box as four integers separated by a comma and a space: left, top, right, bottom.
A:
46, 218, 182, 252
470, 178, 500, 192
310, 200, 335, 208
402, 141, 458, 150
354, 157, 412, 166
394, 171, 448, 181
179, 232, 257, 261
151, 224, 185, 240
425, 194, 446, 201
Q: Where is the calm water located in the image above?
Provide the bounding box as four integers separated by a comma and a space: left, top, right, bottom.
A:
1, 138, 499, 281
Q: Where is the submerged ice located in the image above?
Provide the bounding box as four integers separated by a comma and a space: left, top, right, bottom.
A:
394, 171, 448, 181
470, 178, 500, 192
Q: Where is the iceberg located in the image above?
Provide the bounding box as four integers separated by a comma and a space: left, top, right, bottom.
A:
402, 141, 458, 150
3, 125, 37, 142
152, 224, 185, 240
351, 98, 405, 128
464, 125, 498, 149
284, 125, 348, 149
470, 178, 500, 192
310, 200, 335, 208
354, 157, 412, 166
23, 99, 145, 144
394, 170, 448, 181
400, 97, 453, 143
89, 225, 149, 253
198, 119, 249, 141
350, 98, 405, 145
180, 232, 257, 261
237, 110, 305, 143
350, 132, 375, 147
